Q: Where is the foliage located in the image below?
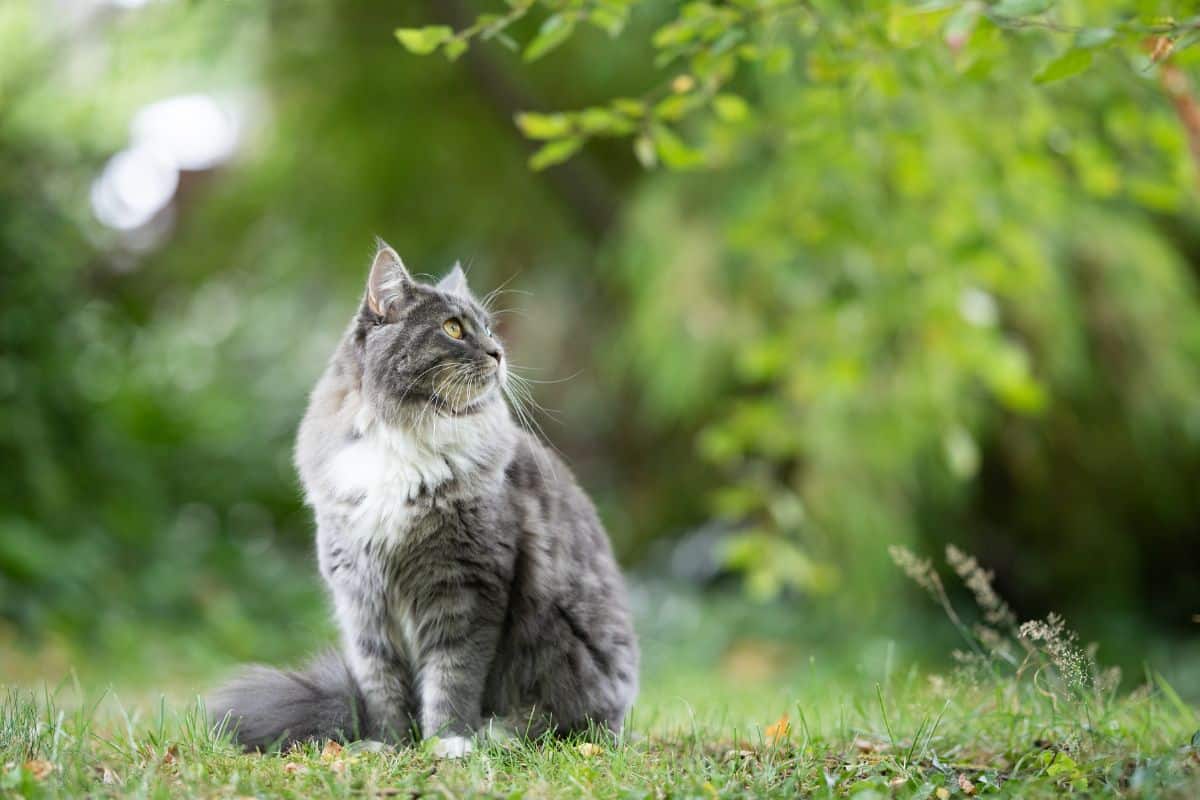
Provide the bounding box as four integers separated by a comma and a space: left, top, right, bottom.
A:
4, 0, 1200, 643
397, 0, 1200, 618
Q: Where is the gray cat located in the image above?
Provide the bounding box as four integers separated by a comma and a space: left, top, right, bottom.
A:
209, 243, 638, 756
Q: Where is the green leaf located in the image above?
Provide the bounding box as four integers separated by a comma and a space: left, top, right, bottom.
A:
514, 112, 573, 140
991, 0, 1054, 17
577, 108, 633, 135
612, 98, 646, 118
652, 20, 697, 49
524, 14, 575, 62
1034, 48, 1093, 84
1191, 730, 1200, 748
633, 134, 657, 168
654, 94, 695, 122
528, 136, 584, 170
443, 37, 468, 61
713, 94, 750, 123
394, 26, 454, 55
588, 6, 627, 37
652, 124, 705, 170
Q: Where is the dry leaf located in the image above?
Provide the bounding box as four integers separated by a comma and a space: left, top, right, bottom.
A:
321, 740, 344, 760
329, 759, 348, 775
890, 776, 906, 789
283, 762, 308, 775
853, 738, 888, 753
935, 788, 951, 800
24, 760, 54, 781
161, 745, 179, 767
576, 743, 604, 758
765, 714, 791, 741
957, 774, 977, 795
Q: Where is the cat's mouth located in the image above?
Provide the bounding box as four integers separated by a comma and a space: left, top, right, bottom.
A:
428, 364, 502, 412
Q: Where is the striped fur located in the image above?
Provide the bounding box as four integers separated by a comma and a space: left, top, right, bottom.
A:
209, 244, 638, 752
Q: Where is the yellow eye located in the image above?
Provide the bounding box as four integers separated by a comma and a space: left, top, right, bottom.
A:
442, 318, 464, 339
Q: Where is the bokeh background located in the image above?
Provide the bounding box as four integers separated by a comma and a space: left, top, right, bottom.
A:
2, 0, 1198, 705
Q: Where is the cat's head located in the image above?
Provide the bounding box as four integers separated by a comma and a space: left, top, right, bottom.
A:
350, 241, 505, 423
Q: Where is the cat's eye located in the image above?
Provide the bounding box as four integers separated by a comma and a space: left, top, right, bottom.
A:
443, 318, 464, 340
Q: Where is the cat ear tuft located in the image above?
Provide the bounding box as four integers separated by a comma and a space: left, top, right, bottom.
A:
437, 262, 472, 299
367, 241, 412, 316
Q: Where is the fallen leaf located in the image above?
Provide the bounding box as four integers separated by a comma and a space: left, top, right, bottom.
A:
283, 762, 308, 775
958, 773, 977, 795
935, 788, 951, 800
161, 744, 179, 766
853, 738, 889, 753
765, 714, 791, 741
24, 760, 54, 781
576, 742, 604, 758
321, 740, 344, 760
889, 776, 906, 789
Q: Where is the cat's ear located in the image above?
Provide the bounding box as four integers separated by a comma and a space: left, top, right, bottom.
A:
367, 241, 413, 316
436, 262, 472, 300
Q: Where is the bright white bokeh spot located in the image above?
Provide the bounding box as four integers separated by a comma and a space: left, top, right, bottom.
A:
959, 287, 999, 328
90, 143, 178, 231
92, 93, 240, 231
131, 94, 239, 171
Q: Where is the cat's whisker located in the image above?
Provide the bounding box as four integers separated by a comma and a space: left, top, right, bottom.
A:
480, 274, 524, 312
505, 366, 583, 385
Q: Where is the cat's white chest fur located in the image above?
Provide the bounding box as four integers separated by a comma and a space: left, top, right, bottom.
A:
328, 434, 448, 539
322, 402, 509, 544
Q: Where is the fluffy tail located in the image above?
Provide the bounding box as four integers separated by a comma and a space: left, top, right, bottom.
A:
208, 650, 366, 750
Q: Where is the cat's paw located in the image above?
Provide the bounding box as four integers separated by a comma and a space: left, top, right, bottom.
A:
431, 735, 473, 759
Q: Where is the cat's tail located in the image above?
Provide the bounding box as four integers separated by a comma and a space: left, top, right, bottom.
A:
208, 649, 366, 751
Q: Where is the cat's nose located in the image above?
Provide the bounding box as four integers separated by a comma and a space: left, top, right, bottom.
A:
486, 347, 502, 364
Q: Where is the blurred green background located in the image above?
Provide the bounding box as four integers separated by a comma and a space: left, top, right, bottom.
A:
1, 0, 1198, 699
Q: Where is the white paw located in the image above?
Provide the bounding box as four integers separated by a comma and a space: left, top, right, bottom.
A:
431, 735, 473, 759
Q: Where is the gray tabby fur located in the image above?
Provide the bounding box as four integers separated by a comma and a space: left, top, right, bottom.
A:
209, 243, 638, 754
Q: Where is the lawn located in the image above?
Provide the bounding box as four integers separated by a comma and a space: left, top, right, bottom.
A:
3, 579, 1199, 798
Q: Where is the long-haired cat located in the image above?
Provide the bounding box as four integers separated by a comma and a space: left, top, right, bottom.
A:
209, 243, 638, 756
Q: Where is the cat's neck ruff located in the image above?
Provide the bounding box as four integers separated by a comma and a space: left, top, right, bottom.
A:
351, 397, 515, 465
322, 395, 514, 521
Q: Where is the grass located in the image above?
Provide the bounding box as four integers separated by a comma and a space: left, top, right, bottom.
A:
2, 665, 1197, 798
2, 556, 1199, 798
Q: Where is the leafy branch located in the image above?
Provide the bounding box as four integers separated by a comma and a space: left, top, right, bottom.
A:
397, 1, 1200, 172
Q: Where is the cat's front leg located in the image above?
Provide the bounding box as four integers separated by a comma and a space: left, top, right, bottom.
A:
341, 611, 414, 744
414, 600, 503, 757
320, 535, 414, 743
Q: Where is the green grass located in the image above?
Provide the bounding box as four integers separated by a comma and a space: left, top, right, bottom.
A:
2, 578, 1199, 798
2, 667, 1197, 798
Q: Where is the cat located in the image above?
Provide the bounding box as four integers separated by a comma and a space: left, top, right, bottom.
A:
208, 242, 639, 757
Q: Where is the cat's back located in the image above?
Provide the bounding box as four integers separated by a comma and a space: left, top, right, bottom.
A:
502, 431, 631, 614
